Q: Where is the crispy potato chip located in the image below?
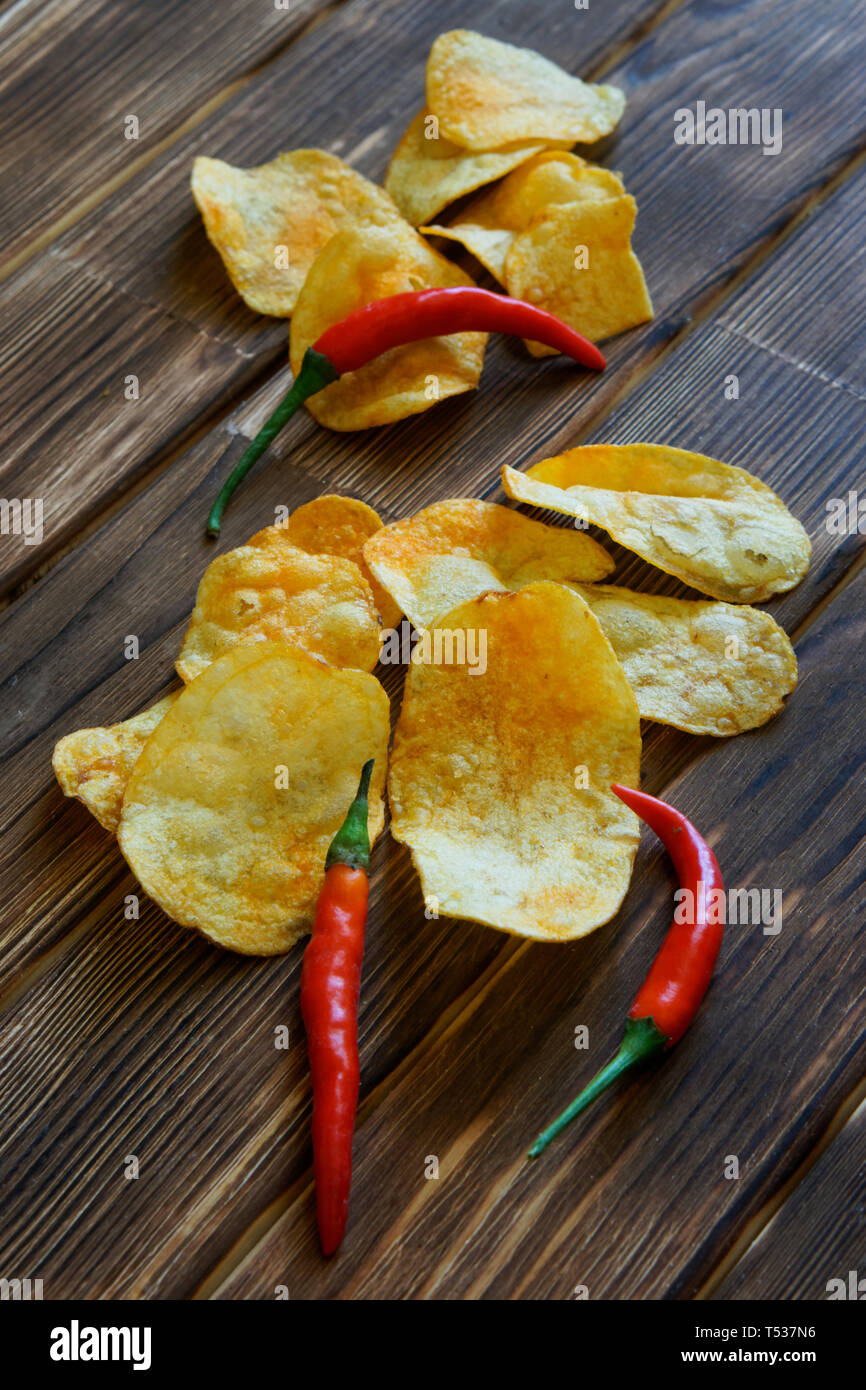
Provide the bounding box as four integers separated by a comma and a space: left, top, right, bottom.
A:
191, 149, 397, 316
567, 583, 798, 735
52, 693, 178, 831
385, 108, 554, 227
289, 220, 487, 430
176, 542, 381, 683
118, 644, 389, 955
363, 498, 612, 630
427, 30, 625, 150
388, 582, 641, 941
249, 495, 401, 630
502, 446, 812, 603
504, 195, 653, 351
421, 151, 624, 282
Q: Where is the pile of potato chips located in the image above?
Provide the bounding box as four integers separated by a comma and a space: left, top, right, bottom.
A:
55, 439, 808, 952
51, 32, 809, 955
192, 30, 652, 433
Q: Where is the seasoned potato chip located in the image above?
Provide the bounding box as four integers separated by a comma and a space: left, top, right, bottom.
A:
176, 542, 381, 682
52, 693, 178, 831
191, 149, 397, 316
504, 196, 653, 350
503, 446, 811, 603
385, 108, 553, 227
421, 151, 624, 283
388, 583, 641, 941
426, 30, 625, 150
119, 644, 389, 955
289, 220, 487, 430
363, 498, 612, 629
567, 583, 798, 735
249, 495, 401, 629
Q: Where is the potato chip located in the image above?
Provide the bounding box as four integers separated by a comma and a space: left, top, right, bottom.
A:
363, 497, 612, 630
52, 693, 178, 831
504, 196, 653, 351
176, 542, 381, 683
567, 583, 798, 735
385, 108, 553, 227
503, 445, 812, 603
388, 582, 641, 941
426, 30, 625, 150
118, 643, 389, 955
249, 495, 401, 629
421, 151, 624, 283
289, 220, 487, 430
191, 149, 398, 316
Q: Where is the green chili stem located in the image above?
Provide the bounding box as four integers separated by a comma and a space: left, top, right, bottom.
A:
325, 760, 374, 873
527, 1016, 667, 1159
206, 348, 339, 537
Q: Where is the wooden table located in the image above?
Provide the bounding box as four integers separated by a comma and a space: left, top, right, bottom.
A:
1, 0, 863, 1301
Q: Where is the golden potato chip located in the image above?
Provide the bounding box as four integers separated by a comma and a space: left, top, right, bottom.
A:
191, 149, 397, 316
52, 693, 178, 831
249, 494, 401, 630
363, 498, 612, 630
502, 446, 812, 603
118, 644, 389, 955
289, 220, 487, 430
567, 583, 798, 735
385, 108, 553, 227
504, 196, 653, 351
388, 582, 641, 941
176, 542, 381, 683
421, 151, 624, 283
426, 30, 625, 150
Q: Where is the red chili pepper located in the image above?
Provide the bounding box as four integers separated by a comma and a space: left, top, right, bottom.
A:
206, 287, 605, 535
300, 759, 374, 1255
528, 785, 724, 1158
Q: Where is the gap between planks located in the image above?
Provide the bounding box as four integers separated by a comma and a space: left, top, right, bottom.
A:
0, 0, 348, 285
696, 1072, 866, 1299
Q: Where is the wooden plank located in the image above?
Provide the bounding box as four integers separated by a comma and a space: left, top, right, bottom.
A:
0, 0, 335, 263
213, 560, 866, 1300
712, 1098, 866, 1300
0, 163, 862, 1297
2, 0, 862, 594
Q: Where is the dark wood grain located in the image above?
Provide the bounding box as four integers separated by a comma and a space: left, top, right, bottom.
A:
2, 0, 863, 594
0, 0, 863, 1303
712, 1099, 866, 1300
0, 0, 336, 263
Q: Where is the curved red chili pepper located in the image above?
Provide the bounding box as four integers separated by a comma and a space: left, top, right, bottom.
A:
206, 288, 605, 536
300, 760, 373, 1255
528, 785, 724, 1158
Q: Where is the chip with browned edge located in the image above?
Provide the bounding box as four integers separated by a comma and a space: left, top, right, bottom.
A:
363, 497, 612, 630
52, 693, 179, 831
568, 583, 798, 735
191, 150, 397, 316
385, 109, 554, 228
118, 643, 389, 955
421, 151, 624, 283
503, 446, 811, 602
289, 220, 487, 430
249, 495, 401, 630
388, 583, 641, 941
176, 542, 381, 682
427, 30, 625, 150
504, 196, 653, 351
